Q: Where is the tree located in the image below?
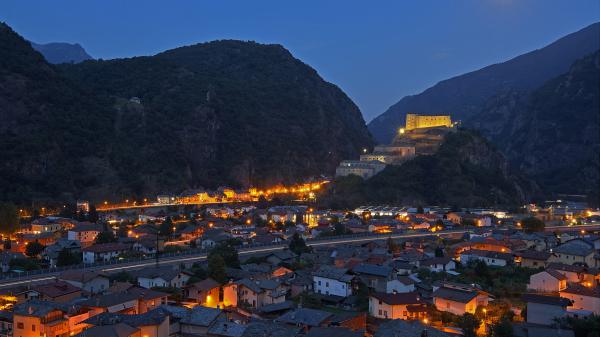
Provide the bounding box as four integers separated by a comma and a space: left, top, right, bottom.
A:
333, 222, 351, 235
25, 241, 45, 257
489, 317, 514, 337
435, 247, 445, 257
9, 258, 40, 271
87, 205, 99, 223
0, 202, 18, 234
95, 231, 117, 244
456, 313, 480, 337
521, 217, 545, 233
208, 254, 226, 284
416, 205, 424, 214
210, 241, 240, 268
289, 233, 310, 255
387, 237, 400, 253
159, 217, 174, 237
57, 249, 81, 266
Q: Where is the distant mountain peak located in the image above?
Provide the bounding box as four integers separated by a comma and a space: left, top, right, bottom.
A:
31, 41, 93, 64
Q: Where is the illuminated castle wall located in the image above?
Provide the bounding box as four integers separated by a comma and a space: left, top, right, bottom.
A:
405, 113, 452, 130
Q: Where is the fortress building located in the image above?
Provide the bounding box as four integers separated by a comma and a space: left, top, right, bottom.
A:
405, 113, 452, 131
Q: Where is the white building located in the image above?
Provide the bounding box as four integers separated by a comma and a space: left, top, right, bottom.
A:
460, 249, 513, 267
560, 284, 600, 315
523, 294, 572, 326
335, 160, 386, 180
528, 270, 567, 292
136, 267, 191, 289
68, 222, 102, 245
369, 292, 425, 320
313, 266, 354, 297
82, 243, 129, 264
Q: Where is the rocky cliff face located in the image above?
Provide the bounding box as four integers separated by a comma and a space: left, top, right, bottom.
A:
0, 23, 372, 203
30, 41, 93, 64
474, 51, 600, 201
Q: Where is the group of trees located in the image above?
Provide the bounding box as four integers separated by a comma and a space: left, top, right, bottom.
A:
206, 240, 240, 283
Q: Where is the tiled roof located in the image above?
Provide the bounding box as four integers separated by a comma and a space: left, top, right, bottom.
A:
275, 308, 332, 327
352, 263, 392, 277
375, 319, 452, 337
72, 323, 138, 337
36, 281, 80, 298
553, 239, 594, 256
561, 284, 600, 298
433, 287, 478, 303
371, 291, 421, 305
522, 294, 572, 307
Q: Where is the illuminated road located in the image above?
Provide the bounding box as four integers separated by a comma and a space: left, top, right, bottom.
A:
0, 229, 469, 288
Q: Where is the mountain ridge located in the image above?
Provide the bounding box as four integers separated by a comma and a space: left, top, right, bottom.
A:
0, 23, 372, 203
30, 41, 93, 64
368, 22, 600, 144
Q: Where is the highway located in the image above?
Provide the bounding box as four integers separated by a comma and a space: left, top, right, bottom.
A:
0, 229, 469, 288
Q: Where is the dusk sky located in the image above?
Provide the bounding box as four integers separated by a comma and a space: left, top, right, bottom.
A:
1, 0, 598, 121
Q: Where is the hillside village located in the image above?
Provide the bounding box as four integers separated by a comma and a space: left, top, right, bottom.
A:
0, 197, 598, 337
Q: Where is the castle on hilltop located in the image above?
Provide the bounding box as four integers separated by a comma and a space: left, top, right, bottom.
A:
404, 113, 452, 131
335, 113, 455, 180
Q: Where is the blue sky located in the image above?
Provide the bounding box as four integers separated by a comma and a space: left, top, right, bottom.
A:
1, 0, 598, 121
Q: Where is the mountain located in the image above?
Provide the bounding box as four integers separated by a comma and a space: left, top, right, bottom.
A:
30, 41, 93, 64
474, 51, 600, 203
0, 23, 372, 203
322, 130, 538, 209
368, 22, 600, 144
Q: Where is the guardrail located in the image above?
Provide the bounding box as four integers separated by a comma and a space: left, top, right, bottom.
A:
0, 229, 468, 282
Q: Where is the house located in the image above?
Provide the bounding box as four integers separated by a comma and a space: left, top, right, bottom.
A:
516, 250, 553, 268
185, 278, 221, 308
79, 287, 167, 316
42, 239, 81, 267
528, 269, 567, 292
433, 284, 489, 315
313, 266, 354, 297
135, 267, 191, 289
35, 281, 81, 303
67, 222, 102, 246
560, 284, 600, 314
385, 276, 415, 294
200, 229, 232, 249
369, 292, 426, 320
545, 263, 600, 284
132, 239, 158, 255
59, 271, 110, 295
522, 294, 572, 326
549, 239, 595, 267
237, 279, 286, 309
0, 252, 26, 272
13, 301, 69, 337
82, 243, 130, 264
72, 323, 140, 337
304, 327, 363, 337
275, 308, 332, 330
374, 319, 453, 337
30, 218, 63, 233
352, 264, 395, 292
420, 257, 456, 273
459, 249, 513, 267
81, 307, 169, 337
161, 305, 221, 336
240, 321, 299, 337
0, 310, 13, 337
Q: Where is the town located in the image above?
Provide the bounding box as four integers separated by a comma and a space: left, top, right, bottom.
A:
1, 3, 599, 337
0, 193, 599, 337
